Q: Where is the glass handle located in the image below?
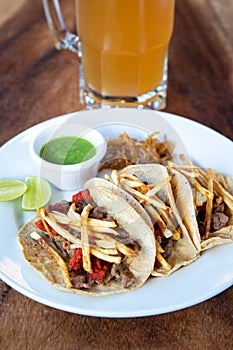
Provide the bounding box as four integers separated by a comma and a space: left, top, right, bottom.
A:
42, 0, 81, 57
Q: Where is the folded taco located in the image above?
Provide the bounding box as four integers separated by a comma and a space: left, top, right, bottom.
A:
105, 164, 199, 277
167, 161, 233, 251
18, 178, 156, 296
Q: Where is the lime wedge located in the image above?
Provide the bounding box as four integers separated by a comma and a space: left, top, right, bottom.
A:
22, 177, 51, 211
0, 179, 27, 201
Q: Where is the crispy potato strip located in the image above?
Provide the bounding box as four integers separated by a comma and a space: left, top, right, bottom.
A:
155, 241, 171, 271
204, 168, 214, 238
37, 208, 54, 242
38, 208, 84, 247
81, 204, 92, 273
52, 209, 119, 236
145, 204, 173, 238
68, 203, 118, 229
69, 243, 121, 264
30, 231, 72, 288
146, 177, 171, 197
108, 170, 171, 212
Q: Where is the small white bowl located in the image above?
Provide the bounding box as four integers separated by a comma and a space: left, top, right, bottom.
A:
30, 119, 107, 191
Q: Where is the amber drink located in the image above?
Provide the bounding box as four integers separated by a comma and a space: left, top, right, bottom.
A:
76, 0, 175, 109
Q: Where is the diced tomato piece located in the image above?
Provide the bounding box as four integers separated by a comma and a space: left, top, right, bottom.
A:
47, 202, 69, 214
69, 248, 83, 273
35, 219, 58, 236
72, 189, 93, 204
88, 256, 110, 284
35, 219, 45, 231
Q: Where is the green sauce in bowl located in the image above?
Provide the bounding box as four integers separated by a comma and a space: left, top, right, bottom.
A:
40, 136, 96, 165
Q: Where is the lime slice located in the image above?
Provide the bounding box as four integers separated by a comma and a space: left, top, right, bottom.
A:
22, 177, 52, 211
0, 179, 27, 201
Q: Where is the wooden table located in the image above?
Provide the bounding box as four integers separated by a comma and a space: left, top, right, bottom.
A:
0, 1, 233, 348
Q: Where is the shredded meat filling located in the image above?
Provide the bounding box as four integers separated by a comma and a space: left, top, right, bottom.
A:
196, 200, 229, 236
99, 132, 174, 171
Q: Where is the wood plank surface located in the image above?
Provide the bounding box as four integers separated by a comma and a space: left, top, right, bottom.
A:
0, 1, 233, 349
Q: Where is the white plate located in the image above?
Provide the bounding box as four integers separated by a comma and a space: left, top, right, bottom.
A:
0, 108, 233, 318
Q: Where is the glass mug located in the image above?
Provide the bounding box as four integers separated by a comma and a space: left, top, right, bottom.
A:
42, 0, 175, 110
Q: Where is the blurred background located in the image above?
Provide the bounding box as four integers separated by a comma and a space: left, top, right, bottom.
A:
0, 0, 25, 25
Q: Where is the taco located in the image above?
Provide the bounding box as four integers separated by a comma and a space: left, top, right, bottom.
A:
167, 160, 233, 251
105, 164, 199, 277
18, 178, 156, 296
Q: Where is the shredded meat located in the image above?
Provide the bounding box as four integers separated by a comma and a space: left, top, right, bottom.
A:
157, 236, 174, 259
71, 275, 93, 289
89, 206, 114, 221
211, 212, 228, 231
108, 263, 136, 288
197, 200, 229, 235
99, 132, 174, 171
74, 199, 88, 214
210, 201, 228, 230
47, 200, 70, 214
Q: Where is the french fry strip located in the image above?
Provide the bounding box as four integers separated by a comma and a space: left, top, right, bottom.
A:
119, 172, 144, 182
120, 178, 147, 189
145, 204, 173, 238
93, 231, 139, 257
119, 173, 149, 193
167, 161, 200, 171
68, 239, 118, 259
81, 204, 92, 273
146, 177, 171, 197
214, 173, 228, 190
51, 211, 78, 226
187, 176, 214, 200
116, 242, 138, 257
90, 249, 121, 264
68, 203, 118, 228
204, 168, 214, 238
173, 228, 182, 241
122, 184, 169, 210
90, 232, 137, 257
30, 231, 72, 288
155, 241, 171, 271
213, 179, 233, 212
94, 238, 116, 249
104, 173, 111, 182
159, 209, 181, 240
37, 208, 54, 242
195, 168, 230, 205
94, 245, 118, 256
105, 170, 119, 185
179, 154, 193, 166
51, 210, 119, 236
38, 208, 83, 247
70, 244, 121, 264
178, 169, 200, 179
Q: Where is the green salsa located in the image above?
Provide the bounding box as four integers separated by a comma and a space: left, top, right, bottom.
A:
40, 136, 96, 165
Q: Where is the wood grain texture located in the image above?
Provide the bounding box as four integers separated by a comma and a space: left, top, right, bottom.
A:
0, 1, 233, 349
